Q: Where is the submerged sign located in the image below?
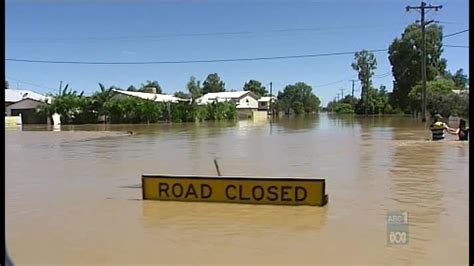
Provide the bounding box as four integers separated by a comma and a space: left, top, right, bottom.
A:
142, 175, 328, 206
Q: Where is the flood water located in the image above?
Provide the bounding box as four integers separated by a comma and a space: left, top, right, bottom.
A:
5, 114, 469, 265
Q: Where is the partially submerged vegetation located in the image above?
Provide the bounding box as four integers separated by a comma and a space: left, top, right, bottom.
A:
35, 73, 322, 125
37, 86, 238, 124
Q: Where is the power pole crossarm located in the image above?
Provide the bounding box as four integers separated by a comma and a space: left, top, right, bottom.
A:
406, 2, 442, 122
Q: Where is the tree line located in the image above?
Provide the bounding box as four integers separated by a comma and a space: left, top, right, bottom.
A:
325, 23, 469, 119
31, 73, 321, 124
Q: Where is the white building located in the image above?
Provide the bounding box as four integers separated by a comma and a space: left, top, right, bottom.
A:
196, 91, 260, 110
257, 96, 277, 111
111, 89, 188, 103
5, 89, 50, 106
452, 89, 469, 95
5, 89, 51, 124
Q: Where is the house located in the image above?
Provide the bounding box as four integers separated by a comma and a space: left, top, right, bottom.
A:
111, 89, 189, 103
196, 91, 260, 110
257, 96, 277, 111
5, 89, 51, 124
452, 89, 469, 95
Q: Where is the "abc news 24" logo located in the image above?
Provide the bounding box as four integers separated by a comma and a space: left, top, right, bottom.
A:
387, 211, 408, 245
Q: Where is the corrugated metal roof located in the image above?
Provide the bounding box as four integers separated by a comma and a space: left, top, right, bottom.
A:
258, 96, 276, 102
196, 91, 250, 104
112, 89, 188, 103
5, 89, 48, 103
452, 89, 469, 94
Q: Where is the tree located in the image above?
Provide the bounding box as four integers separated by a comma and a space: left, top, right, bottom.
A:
445, 68, 468, 90
351, 50, 377, 115
202, 73, 225, 94
327, 95, 358, 113
91, 83, 114, 122
388, 23, 446, 112
174, 91, 191, 99
333, 103, 355, 113
377, 85, 391, 114
37, 84, 97, 124
127, 85, 137, 91
276, 82, 320, 115
340, 95, 358, 107
186, 76, 202, 100
140, 80, 162, 93
104, 97, 164, 124
407, 78, 468, 118
243, 80, 268, 97
5, 80, 9, 90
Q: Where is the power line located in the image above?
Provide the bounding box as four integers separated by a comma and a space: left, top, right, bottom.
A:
373, 71, 392, 78
443, 29, 469, 38
6, 24, 410, 43
5, 48, 389, 65
314, 76, 356, 88
6, 76, 57, 92
444, 44, 469, 48
436, 21, 468, 25
316, 72, 389, 91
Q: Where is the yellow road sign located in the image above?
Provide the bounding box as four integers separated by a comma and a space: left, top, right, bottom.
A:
142, 175, 328, 206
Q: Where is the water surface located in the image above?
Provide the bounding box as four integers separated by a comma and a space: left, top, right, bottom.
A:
6, 114, 468, 265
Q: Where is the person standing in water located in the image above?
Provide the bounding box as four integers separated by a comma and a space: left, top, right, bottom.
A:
448, 118, 469, 141
429, 114, 455, 141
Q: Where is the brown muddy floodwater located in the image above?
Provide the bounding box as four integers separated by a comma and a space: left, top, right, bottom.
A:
5, 114, 469, 265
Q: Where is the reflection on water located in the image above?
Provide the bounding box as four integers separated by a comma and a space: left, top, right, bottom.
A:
5, 113, 468, 265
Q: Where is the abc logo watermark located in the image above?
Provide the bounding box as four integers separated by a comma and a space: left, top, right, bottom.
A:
387, 211, 409, 245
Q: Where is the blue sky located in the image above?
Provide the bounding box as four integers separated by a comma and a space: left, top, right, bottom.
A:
5, 0, 469, 106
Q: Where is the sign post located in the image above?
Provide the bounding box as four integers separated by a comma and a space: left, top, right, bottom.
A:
142, 175, 328, 207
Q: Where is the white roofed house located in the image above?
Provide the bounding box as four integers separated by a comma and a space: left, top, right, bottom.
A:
196, 91, 261, 119
257, 96, 277, 111
196, 91, 259, 109
5, 89, 52, 124
110, 88, 189, 103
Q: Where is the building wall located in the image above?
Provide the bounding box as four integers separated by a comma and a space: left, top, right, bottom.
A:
6, 99, 47, 124
5, 115, 22, 126
6, 99, 43, 115
258, 101, 269, 110
252, 110, 268, 121
10, 109, 47, 124
237, 109, 253, 119
238, 95, 259, 109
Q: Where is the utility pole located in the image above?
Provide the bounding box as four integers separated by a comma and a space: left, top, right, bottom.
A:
406, 2, 442, 122
350, 80, 356, 98
59, 80, 63, 95
365, 63, 369, 116
269, 82, 273, 117
340, 88, 345, 100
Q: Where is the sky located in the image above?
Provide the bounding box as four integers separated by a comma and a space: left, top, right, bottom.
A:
5, 0, 469, 106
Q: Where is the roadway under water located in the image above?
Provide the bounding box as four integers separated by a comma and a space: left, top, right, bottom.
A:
5, 114, 469, 265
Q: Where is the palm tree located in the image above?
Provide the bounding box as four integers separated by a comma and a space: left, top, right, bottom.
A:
92, 83, 113, 123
